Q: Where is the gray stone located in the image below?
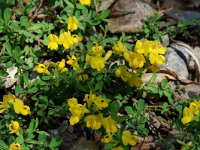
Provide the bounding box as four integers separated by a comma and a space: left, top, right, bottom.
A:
108, 0, 154, 33
70, 137, 99, 150
161, 47, 189, 80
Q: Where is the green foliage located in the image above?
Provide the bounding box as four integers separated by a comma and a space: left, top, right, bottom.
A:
0, 0, 199, 150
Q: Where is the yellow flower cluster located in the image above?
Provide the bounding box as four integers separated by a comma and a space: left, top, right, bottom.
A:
115, 66, 142, 87
122, 130, 138, 146
83, 91, 110, 110
9, 120, 20, 135
79, 0, 91, 6
67, 97, 88, 125
181, 101, 200, 124
86, 44, 112, 71
47, 16, 82, 51
9, 142, 23, 150
67, 91, 118, 143
35, 55, 82, 74
113, 39, 167, 71
135, 39, 167, 69
0, 93, 31, 115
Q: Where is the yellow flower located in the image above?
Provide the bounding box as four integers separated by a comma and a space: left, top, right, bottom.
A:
115, 66, 130, 82
20, 105, 31, 115
104, 50, 112, 61
101, 134, 113, 143
148, 64, 160, 72
181, 107, 194, 124
90, 56, 105, 71
67, 55, 80, 71
9, 142, 23, 150
13, 99, 31, 116
47, 34, 58, 50
112, 147, 124, 150
35, 64, 49, 74
92, 44, 104, 56
189, 101, 199, 114
9, 121, 20, 135
124, 51, 145, 68
56, 59, 68, 73
79, 0, 91, 6
70, 115, 80, 125
128, 73, 142, 87
85, 115, 102, 130
78, 74, 88, 82
67, 97, 88, 125
122, 130, 138, 146
58, 31, 74, 49
83, 91, 96, 108
94, 96, 110, 110
102, 117, 117, 134
0, 93, 16, 113
112, 41, 127, 55
67, 16, 79, 32
149, 53, 166, 65
72, 34, 82, 43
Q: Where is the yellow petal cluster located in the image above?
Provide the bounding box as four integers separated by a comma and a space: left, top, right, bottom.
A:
135, 39, 167, 66
122, 130, 138, 146
112, 41, 127, 55
79, 0, 91, 6
0, 93, 16, 113
83, 91, 110, 110
115, 66, 142, 87
0, 93, 31, 115
87, 46, 112, 71
181, 101, 200, 124
9, 142, 23, 150
85, 114, 102, 130
78, 74, 88, 82
67, 16, 79, 32
13, 99, 31, 115
35, 63, 49, 74
67, 55, 80, 71
48, 34, 58, 50
67, 97, 88, 125
9, 120, 20, 135
53, 59, 68, 73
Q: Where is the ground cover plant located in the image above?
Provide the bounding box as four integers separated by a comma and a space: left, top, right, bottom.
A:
0, 0, 200, 150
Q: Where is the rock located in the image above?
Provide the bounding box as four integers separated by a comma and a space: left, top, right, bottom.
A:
161, 47, 189, 80
108, 0, 154, 33
70, 137, 99, 150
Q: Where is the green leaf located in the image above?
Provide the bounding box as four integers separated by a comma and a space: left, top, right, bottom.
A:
5, 42, 12, 55
125, 106, 134, 115
110, 101, 120, 119
136, 99, 147, 113
175, 105, 183, 115
99, 10, 110, 20
15, 86, 24, 94
41, 75, 51, 80
20, 16, 29, 27
95, 81, 103, 91
0, 69, 8, 77
161, 79, 168, 89
64, 0, 74, 8
0, 140, 9, 150
163, 89, 172, 98
28, 87, 38, 93
49, 137, 63, 149
148, 86, 159, 94
27, 23, 43, 31
3, 7, 11, 22
148, 74, 156, 85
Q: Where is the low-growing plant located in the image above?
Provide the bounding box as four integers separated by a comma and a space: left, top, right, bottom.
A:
0, 0, 200, 150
